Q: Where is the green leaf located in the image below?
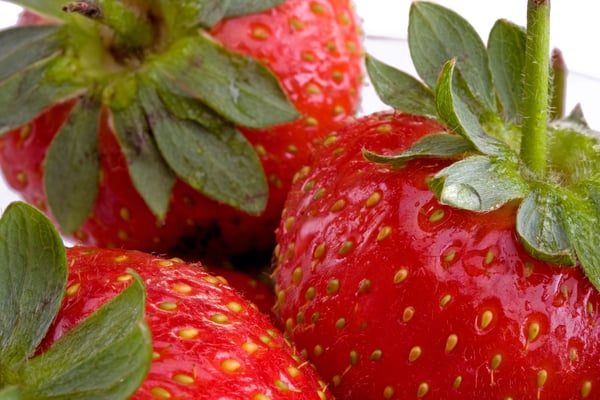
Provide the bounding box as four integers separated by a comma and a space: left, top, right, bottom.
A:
516, 188, 576, 266
365, 54, 436, 117
0, 386, 21, 400
428, 155, 528, 211
0, 202, 67, 367
140, 83, 268, 215
560, 190, 600, 291
20, 271, 151, 399
0, 25, 66, 84
408, 1, 496, 111
436, 59, 509, 156
146, 34, 299, 129
172, 0, 230, 29
110, 99, 176, 219
0, 58, 84, 135
363, 133, 474, 164
487, 19, 526, 121
225, 0, 286, 17
6, 0, 67, 21
44, 97, 101, 234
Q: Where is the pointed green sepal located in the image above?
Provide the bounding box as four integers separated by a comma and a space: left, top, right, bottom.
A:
0, 202, 67, 369
363, 133, 474, 165
436, 59, 509, 156
366, 54, 436, 117
0, 58, 84, 135
140, 82, 268, 215
110, 88, 176, 219
487, 19, 526, 122
225, 0, 286, 18
428, 155, 528, 212
516, 188, 576, 266
0, 25, 66, 84
44, 97, 101, 234
19, 270, 151, 399
409, 1, 496, 111
146, 33, 299, 129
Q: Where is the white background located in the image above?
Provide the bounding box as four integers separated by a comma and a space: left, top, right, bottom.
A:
0, 0, 599, 211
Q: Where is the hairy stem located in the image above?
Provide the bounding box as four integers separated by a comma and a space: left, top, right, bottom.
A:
520, 0, 551, 177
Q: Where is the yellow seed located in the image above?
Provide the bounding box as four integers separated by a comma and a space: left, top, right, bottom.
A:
443, 249, 457, 263
151, 387, 172, 399
306, 83, 321, 95
158, 302, 177, 311
301, 51, 314, 61
445, 334, 458, 353
480, 310, 494, 330
314, 344, 324, 356
252, 27, 269, 40
582, 380, 592, 398
311, 312, 320, 323
491, 354, 502, 370
152, 351, 160, 360
326, 279, 340, 295
313, 187, 326, 199
332, 375, 342, 386
253, 394, 271, 400
440, 294, 452, 307
376, 123, 393, 133
377, 226, 393, 241
365, 191, 382, 208
117, 230, 129, 241
287, 366, 300, 378
408, 346, 422, 362
119, 207, 130, 221
173, 374, 195, 384
311, 3, 326, 14
292, 267, 303, 285
275, 379, 289, 391
370, 349, 383, 361
227, 302, 243, 313
403, 306, 415, 322
383, 386, 395, 399
173, 283, 192, 294
453, 376, 463, 389
243, 342, 258, 354
484, 250, 495, 265
429, 209, 445, 222
339, 240, 354, 256
116, 274, 133, 283
335, 318, 347, 330
157, 260, 174, 267
204, 275, 220, 285
314, 243, 326, 259
305, 286, 316, 301
349, 350, 359, 366
114, 255, 128, 263
179, 328, 199, 339
537, 369, 548, 387
417, 382, 430, 398
284, 216, 295, 230
221, 359, 242, 373
528, 322, 541, 342
323, 135, 338, 146
66, 282, 81, 297
358, 279, 372, 294
331, 199, 346, 212
393, 268, 409, 284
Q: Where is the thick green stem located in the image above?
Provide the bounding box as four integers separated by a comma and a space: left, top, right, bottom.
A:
520, 0, 551, 177
63, 1, 155, 50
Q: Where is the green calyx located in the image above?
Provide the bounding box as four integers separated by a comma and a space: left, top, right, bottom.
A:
364, 1, 600, 291
0, 202, 152, 399
0, 0, 297, 233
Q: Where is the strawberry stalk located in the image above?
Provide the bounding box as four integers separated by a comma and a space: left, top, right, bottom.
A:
520, 0, 551, 177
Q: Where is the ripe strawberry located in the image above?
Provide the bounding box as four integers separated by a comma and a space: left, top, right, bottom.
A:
0, 201, 331, 398
273, 2, 600, 399
0, 0, 363, 261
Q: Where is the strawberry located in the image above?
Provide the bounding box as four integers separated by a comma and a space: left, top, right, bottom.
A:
0, 0, 363, 261
0, 202, 331, 398
273, 1, 600, 399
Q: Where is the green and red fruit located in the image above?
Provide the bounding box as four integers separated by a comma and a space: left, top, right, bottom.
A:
273, 1, 600, 398
0, 0, 363, 261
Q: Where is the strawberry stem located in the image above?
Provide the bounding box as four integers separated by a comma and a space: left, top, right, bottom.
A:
520, 0, 551, 177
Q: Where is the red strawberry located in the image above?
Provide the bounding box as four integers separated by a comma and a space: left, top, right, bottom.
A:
273, 2, 600, 399
0, 0, 363, 262
0, 201, 331, 398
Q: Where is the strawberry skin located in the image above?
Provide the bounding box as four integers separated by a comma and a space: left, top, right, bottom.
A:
273, 111, 600, 399
0, 0, 363, 260
39, 246, 331, 399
